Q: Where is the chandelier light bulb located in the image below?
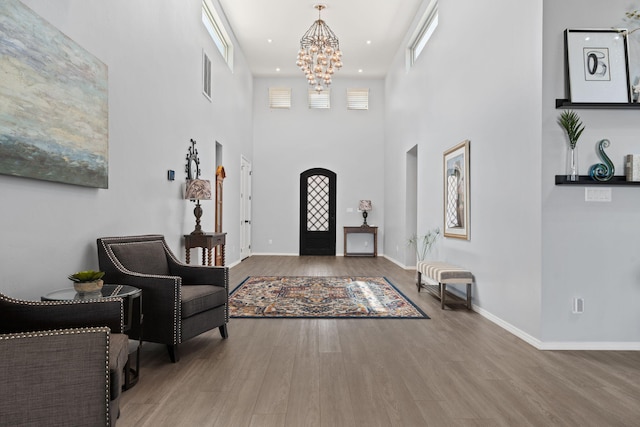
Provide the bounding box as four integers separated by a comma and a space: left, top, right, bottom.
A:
297, 4, 343, 93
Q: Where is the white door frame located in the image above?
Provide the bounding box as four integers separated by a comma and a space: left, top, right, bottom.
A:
240, 155, 252, 260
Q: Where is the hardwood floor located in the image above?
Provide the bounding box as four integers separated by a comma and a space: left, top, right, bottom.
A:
118, 256, 640, 426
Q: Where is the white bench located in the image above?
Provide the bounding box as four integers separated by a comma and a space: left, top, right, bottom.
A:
416, 261, 474, 310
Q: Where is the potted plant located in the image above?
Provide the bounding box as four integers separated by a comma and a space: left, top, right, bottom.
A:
68, 270, 105, 295
558, 110, 585, 181
408, 227, 441, 262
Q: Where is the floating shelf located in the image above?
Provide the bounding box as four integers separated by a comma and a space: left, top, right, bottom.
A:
555, 99, 640, 109
555, 175, 640, 185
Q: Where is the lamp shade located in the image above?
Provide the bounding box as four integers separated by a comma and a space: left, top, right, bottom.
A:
359, 200, 372, 212
184, 179, 212, 200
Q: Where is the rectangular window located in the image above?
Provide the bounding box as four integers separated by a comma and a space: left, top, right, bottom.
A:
202, 0, 233, 70
202, 50, 212, 100
269, 88, 291, 109
347, 88, 369, 110
308, 89, 330, 109
409, 0, 438, 66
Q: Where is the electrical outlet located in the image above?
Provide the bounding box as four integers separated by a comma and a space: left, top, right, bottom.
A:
572, 297, 584, 314
585, 187, 611, 202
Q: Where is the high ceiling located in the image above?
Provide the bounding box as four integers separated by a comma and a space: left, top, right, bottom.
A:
218, 0, 424, 78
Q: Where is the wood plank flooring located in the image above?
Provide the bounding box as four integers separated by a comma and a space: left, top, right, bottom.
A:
117, 256, 640, 426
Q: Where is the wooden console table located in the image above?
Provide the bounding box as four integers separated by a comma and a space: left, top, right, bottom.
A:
343, 226, 378, 257
184, 232, 226, 266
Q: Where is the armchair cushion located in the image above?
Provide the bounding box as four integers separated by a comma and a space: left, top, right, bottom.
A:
181, 285, 227, 318
109, 332, 129, 399
110, 241, 170, 275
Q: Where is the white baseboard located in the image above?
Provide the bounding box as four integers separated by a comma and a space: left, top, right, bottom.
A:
382, 255, 409, 270
226, 259, 241, 268
472, 304, 543, 349
536, 341, 640, 351
473, 304, 640, 351
250, 252, 298, 256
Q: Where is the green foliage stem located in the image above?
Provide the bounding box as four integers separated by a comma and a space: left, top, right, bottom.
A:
558, 110, 585, 149
408, 227, 441, 262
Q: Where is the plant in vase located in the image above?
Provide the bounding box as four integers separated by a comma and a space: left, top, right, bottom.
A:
68, 270, 105, 295
558, 110, 585, 181
408, 227, 441, 262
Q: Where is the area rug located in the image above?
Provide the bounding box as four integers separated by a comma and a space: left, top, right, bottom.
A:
229, 276, 428, 319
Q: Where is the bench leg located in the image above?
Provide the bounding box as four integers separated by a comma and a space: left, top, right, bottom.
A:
417, 272, 422, 292
440, 283, 446, 309
466, 283, 472, 310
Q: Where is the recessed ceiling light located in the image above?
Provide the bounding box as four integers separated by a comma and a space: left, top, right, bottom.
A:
358, 69, 363, 73
276, 67, 281, 72
366, 40, 372, 45
267, 39, 273, 43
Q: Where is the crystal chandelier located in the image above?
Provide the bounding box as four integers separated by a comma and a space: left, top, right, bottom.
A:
296, 4, 343, 93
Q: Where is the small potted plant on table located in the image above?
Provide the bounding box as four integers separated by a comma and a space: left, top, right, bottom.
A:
68, 270, 105, 296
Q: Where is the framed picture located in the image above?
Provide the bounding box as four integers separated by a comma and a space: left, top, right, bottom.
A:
0, 1, 108, 188
565, 29, 632, 103
443, 140, 470, 240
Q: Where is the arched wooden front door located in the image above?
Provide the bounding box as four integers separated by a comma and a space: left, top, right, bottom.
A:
299, 168, 336, 255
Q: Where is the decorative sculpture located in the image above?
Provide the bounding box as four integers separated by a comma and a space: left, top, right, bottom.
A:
589, 139, 615, 182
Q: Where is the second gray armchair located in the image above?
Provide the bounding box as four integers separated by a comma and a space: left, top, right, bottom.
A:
97, 234, 229, 363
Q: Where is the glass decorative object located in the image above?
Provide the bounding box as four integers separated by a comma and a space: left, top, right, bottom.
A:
558, 110, 585, 182
566, 146, 579, 181
589, 139, 615, 181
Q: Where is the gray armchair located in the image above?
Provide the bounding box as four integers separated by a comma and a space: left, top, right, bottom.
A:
0, 293, 128, 427
97, 234, 228, 363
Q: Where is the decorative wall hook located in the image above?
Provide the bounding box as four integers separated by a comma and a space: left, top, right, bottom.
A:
589, 139, 614, 181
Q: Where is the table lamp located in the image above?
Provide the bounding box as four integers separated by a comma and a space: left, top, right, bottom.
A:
185, 179, 212, 235
359, 200, 372, 227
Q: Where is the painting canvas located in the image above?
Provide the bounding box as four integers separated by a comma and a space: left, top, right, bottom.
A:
443, 140, 470, 240
0, 0, 108, 188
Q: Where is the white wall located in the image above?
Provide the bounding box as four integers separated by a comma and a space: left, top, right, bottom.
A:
542, 0, 640, 345
251, 77, 385, 255
384, 0, 543, 340
0, 0, 253, 299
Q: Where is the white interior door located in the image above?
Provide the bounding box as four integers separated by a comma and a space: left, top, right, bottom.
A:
240, 156, 252, 260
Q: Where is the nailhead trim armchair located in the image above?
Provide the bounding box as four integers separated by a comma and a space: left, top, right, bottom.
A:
0, 294, 128, 426
97, 234, 229, 363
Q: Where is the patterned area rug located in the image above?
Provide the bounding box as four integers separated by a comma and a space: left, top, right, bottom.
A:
229, 276, 428, 319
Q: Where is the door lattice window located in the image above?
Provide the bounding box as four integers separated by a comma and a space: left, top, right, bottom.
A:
446, 169, 460, 228
307, 175, 329, 231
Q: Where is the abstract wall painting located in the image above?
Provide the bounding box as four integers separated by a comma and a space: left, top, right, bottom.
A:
0, 0, 108, 188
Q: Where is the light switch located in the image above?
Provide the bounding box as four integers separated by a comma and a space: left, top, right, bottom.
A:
584, 187, 611, 202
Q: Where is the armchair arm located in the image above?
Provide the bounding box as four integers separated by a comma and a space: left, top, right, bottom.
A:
170, 263, 229, 287
0, 296, 124, 334
100, 269, 182, 345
